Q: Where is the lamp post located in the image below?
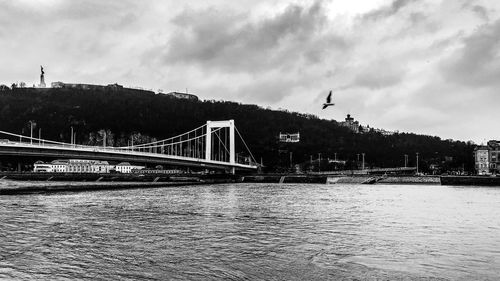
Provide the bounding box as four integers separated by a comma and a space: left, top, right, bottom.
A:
310, 155, 313, 172
416, 152, 419, 174
404, 154, 408, 168
318, 153, 321, 172
362, 153, 365, 170
29, 121, 33, 145
70, 126, 74, 145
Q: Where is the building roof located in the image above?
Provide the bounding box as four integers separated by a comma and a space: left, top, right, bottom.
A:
474, 145, 489, 151
51, 160, 69, 164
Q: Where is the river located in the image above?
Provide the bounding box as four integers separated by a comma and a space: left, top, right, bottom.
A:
1, 183, 499, 280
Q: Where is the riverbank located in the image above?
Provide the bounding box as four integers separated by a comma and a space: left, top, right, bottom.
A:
0, 179, 207, 195
0, 172, 242, 195
440, 175, 500, 186
242, 174, 441, 185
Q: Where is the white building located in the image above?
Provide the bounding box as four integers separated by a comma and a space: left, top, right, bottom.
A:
51, 160, 69, 172
67, 159, 93, 173
33, 159, 115, 173
91, 161, 112, 173
279, 132, 300, 143
474, 145, 491, 175
33, 161, 55, 172
115, 162, 145, 173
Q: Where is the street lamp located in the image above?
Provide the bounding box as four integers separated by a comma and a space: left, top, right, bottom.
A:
362, 153, 365, 170
416, 152, 420, 174
29, 121, 34, 145
318, 153, 321, 172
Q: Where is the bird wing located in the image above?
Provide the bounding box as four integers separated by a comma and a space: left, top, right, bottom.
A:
326, 91, 332, 103
322, 104, 328, 109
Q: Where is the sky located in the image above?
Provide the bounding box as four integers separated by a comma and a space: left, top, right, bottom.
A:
1, 0, 499, 143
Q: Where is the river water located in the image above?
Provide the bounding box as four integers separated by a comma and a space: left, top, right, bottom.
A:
1, 183, 499, 280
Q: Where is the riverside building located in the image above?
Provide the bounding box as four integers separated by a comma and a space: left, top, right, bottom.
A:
473, 140, 500, 175
33, 159, 114, 173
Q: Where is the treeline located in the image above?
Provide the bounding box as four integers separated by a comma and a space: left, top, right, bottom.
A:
0, 87, 475, 172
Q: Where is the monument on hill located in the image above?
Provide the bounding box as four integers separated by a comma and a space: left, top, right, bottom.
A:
39, 65, 46, 88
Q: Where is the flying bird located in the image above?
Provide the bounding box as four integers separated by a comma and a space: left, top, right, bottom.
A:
322, 90, 335, 109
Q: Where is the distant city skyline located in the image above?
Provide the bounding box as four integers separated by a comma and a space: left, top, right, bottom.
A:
1, 0, 499, 143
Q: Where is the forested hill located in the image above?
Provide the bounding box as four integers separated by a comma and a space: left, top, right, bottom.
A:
0, 87, 474, 172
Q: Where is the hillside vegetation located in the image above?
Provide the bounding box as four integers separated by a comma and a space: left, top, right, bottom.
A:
0, 87, 474, 173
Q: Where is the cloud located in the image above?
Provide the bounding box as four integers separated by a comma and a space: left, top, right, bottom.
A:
162, 1, 347, 73
350, 60, 407, 90
2, 0, 500, 143
440, 19, 500, 88
362, 0, 417, 21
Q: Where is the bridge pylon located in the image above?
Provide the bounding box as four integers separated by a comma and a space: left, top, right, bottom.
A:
206, 120, 235, 173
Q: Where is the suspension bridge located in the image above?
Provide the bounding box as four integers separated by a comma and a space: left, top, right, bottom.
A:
0, 120, 258, 173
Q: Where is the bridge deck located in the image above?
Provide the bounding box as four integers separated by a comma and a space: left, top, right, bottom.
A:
0, 142, 257, 171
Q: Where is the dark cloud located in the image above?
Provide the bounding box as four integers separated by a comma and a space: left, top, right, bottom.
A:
347, 60, 406, 90
162, 1, 347, 72
462, 1, 490, 21
471, 5, 489, 21
440, 19, 500, 88
362, 0, 417, 21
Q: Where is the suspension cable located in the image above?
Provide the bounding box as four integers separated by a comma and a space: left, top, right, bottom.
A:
235, 126, 257, 165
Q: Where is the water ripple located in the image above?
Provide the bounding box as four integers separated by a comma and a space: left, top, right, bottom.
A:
1, 183, 499, 280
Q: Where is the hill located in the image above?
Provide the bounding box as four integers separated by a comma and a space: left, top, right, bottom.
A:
0, 86, 475, 173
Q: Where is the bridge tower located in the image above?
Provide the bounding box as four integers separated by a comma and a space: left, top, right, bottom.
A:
205, 120, 235, 173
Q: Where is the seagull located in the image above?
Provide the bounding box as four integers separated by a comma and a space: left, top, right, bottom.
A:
322, 90, 335, 109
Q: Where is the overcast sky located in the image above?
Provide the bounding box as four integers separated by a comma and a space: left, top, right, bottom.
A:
1, 0, 498, 143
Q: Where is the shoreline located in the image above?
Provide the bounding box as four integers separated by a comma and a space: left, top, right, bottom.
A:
0, 180, 208, 195
3, 173, 500, 195
242, 174, 441, 185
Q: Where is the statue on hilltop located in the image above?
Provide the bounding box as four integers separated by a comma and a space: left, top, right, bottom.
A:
39, 65, 46, 88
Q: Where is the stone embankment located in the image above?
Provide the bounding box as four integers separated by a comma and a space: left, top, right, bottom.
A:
0, 172, 241, 195
242, 174, 441, 185
0, 180, 205, 195
378, 176, 440, 185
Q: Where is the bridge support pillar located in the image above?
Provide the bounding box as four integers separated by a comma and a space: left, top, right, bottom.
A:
205, 121, 212, 161
205, 120, 235, 165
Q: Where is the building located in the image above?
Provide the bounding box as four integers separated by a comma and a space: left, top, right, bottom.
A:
51, 160, 69, 172
166, 92, 199, 101
67, 159, 93, 173
339, 114, 395, 135
91, 161, 112, 173
279, 132, 300, 143
340, 114, 361, 133
33, 159, 114, 173
33, 161, 55, 172
472, 141, 500, 175
488, 140, 500, 173
115, 162, 145, 173
474, 145, 491, 175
